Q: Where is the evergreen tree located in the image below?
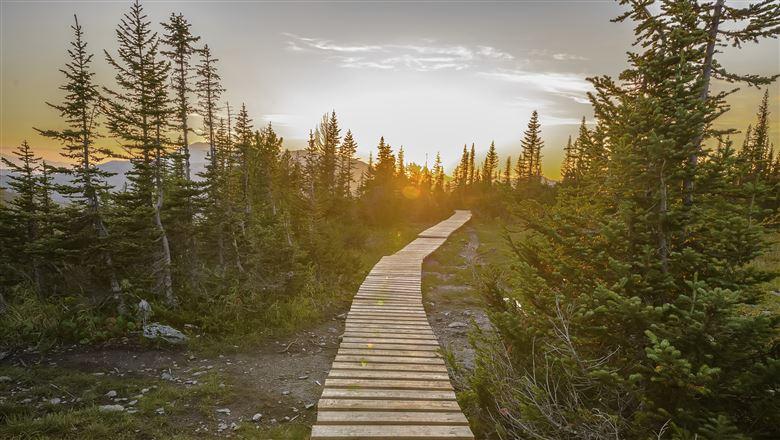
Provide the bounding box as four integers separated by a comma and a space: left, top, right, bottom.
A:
397, 146, 406, 178
503, 156, 512, 186
560, 135, 576, 182
468, 143, 476, 186
519, 110, 543, 182
34, 15, 123, 309
432, 152, 445, 194
482, 141, 499, 185
103, 0, 175, 307
337, 129, 357, 198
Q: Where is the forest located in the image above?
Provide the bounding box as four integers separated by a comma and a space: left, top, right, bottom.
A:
0, 0, 778, 439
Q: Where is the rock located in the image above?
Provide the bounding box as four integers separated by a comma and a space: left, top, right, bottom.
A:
0, 376, 11, 382
252, 413, 262, 422
335, 313, 347, 320
155, 407, 165, 415
48, 398, 61, 405
160, 372, 174, 381
216, 422, 228, 432
305, 403, 315, 410
282, 390, 290, 395
128, 400, 138, 406
99, 404, 125, 413
143, 322, 188, 344
448, 321, 467, 328
297, 375, 309, 380
215, 408, 231, 415
141, 388, 150, 394
105, 390, 117, 398
231, 422, 239, 431
270, 418, 277, 424
20, 398, 32, 404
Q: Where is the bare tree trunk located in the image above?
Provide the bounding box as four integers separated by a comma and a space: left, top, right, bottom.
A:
685, 0, 724, 206
154, 191, 176, 307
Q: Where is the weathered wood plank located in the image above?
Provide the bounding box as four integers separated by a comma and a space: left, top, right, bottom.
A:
310, 424, 474, 439
317, 411, 469, 426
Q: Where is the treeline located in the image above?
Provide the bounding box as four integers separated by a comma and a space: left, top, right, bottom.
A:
466, 1, 780, 439
0, 0, 449, 343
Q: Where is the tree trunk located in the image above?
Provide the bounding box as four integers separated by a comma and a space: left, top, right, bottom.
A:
154, 191, 176, 307
685, 0, 724, 206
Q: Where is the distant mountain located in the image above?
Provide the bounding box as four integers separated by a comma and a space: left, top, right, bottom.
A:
1, 142, 370, 202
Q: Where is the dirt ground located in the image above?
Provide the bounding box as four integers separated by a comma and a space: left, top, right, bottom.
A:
423, 225, 492, 372
2, 315, 347, 437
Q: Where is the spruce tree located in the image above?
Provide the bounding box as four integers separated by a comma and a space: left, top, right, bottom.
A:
34, 15, 123, 309
482, 141, 499, 186
432, 152, 445, 194
503, 156, 512, 186
103, 0, 176, 307
337, 129, 357, 198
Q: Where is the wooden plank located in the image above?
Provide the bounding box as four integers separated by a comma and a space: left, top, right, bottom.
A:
330, 362, 449, 372
317, 399, 462, 412
328, 369, 450, 380
337, 349, 441, 358
317, 411, 469, 426
334, 355, 445, 365
321, 388, 455, 400
310, 424, 474, 439
340, 343, 439, 351
325, 378, 453, 390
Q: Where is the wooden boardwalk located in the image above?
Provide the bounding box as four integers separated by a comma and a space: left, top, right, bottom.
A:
311, 210, 474, 440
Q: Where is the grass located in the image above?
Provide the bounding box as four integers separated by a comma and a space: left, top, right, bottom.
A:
0, 364, 231, 439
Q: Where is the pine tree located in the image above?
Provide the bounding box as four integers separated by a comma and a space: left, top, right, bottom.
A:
561, 135, 576, 182
503, 156, 512, 186
161, 12, 200, 181
468, 143, 476, 186
0, 142, 53, 297
337, 129, 357, 198
34, 15, 123, 309
482, 141, 499, 185
103, 0, 175, 307
432, 152, 445, 194
397, 146, 406, 178
519, 110, 543, 182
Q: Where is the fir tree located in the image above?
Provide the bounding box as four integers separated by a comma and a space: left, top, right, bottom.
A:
337, 129, 357, 198
34, 15, 123, 309
503, 156, 512, 186
482, 141, 499, 185
103, 0, 175, 307
432, 152, 445, 194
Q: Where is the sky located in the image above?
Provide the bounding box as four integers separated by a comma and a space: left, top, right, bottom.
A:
1, 1, 778, 178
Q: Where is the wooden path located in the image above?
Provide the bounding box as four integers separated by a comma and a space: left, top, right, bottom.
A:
311, 210, 474, 440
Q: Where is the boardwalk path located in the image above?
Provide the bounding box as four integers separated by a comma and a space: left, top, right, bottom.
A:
311, 210, 475, 440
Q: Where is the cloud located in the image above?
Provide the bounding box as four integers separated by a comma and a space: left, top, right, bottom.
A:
262, 114, 299, 127
552, 53, 589, 61
480, 69, 593, 103
284, 34, 514, 72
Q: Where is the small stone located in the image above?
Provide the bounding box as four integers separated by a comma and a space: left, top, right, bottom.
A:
48, 398, 61, 405
270, 418, 277, 424
448, 321, 467, 328
282, 390, 290, 396
105, 390, 117, 398
215, 408, 231, 415
231, 422, 239, 431
160, 372, 174, 381
217, 422, 228, 432
99, 404, 125, 412
297, 375, 308, 380
141, 388, 150, 394
155, 407, 165, 415
305, 403, 315, 410
0, 376, 11, 382
252, 413, 262, 422
20, 398, 32, 404
283, 416, 290, 422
